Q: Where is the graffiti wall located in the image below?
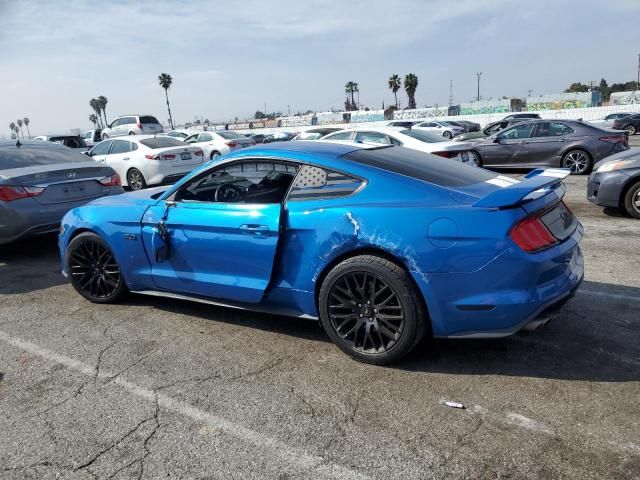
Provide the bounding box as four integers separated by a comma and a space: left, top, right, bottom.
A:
610, 91, 640, 105
525, 92, 601, 111
459, 99, 512, 115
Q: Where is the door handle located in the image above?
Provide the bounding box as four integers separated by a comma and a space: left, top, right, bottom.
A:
239, 224, 269, 236
123, 157, 130, 160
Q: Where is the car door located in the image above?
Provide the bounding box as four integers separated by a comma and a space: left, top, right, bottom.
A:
481, 123, 534, 166
140, 159, 297, 303
101, 139, 135, 181
525, 122, 572, 167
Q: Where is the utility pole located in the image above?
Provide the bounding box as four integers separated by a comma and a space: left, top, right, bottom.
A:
264, 102, 267, 116
475, 72, 482, 101
448, 80, 453, 107
287, 105, 291, 116
637, 53, 639, 92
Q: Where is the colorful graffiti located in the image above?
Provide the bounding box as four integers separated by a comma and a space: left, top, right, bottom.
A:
610, 91, 640, 105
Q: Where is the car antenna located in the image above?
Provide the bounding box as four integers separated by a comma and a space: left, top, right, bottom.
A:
15, 140, 22, 148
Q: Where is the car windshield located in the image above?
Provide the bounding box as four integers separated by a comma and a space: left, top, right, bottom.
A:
217, 131, 245, 139
140, 137, 185, 149
344, 147, 498, 187
400, 129, 447, 143
296, 132, 323, 140
140, 116, 160, 124
0, 144, 90, 169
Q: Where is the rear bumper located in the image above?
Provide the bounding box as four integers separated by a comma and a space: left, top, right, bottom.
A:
587, 170, 629, 208
0, 188, 122, 245
417, 223, 585, 338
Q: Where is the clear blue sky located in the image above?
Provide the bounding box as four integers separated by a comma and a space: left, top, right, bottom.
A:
1, 0, 639, 135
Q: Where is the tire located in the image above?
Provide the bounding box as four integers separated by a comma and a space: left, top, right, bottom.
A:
443, 131, 452, 139
561, 149, 592, 175
623, 181, 640, 219
126, 168, 147, 191
102, 133, 109, 140
318, 255, 427, 365
210, 151, 221, 160
128, 131, 135, 136
624, 124, 636, 135
469, 150, 483, 168
66, 232, 128, 304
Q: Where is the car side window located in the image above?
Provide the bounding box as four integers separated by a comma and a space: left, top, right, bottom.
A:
109, 140, 131, 154
287, 165, 363, 201
355, 132, 390, 145
184, 134, 198, 143
91, 140, 112, 156
174, 161, 299, 204
499, 123, 534, 140
325, 131, 353, 141
388, 135, 402, 146
199, 133, 214, 142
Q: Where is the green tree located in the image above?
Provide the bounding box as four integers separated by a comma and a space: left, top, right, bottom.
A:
564, 82, 589, 93
9, 122, 16, 139
254, 111, 266, 119
97, 96, 108, 126
404, 73, 419, 109
158, 73, 174, 129
388, 74, 401, 108
89, 98, 103, 128
16, 119, 24, 139
23, 117, 31, 139
345, 81, 359, 111
89, 114, 98, 128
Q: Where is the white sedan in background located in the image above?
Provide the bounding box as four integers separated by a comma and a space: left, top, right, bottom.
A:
411, 120, 465, 139
86, 136, 205, 190
183, 130, 254, 160
321, 127, 478, 165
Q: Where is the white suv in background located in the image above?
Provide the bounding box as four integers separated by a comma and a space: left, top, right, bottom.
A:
101, 115, 163, 139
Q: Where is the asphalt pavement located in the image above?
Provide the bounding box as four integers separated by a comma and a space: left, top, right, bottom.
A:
1, 162, 639, 479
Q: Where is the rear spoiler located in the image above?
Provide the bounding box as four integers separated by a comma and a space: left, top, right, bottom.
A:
473, 168, 570, 209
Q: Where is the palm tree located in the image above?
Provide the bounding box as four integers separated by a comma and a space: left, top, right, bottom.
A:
23, 117, 31, 139
158, 73, 174, 129
89, 114, 98, 128
404, 73, 419, 109
345, 81, 359, 111
388, 74, 401, 108
16, 119, 25, 139
89, 98, 103, 128
97, 96, 108, 127
9, 122, 16, 139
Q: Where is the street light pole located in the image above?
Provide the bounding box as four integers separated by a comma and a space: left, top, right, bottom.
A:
637, 53, 639, 92
475, 72, 482, 101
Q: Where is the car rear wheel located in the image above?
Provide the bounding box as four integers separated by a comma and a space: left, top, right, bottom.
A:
210, 151, 221, 160
443, 131, 452, 139
562, 149, 592, 175
102, 133, 109, 140
128, 131, 135, 135
127, 168, 147, 191
319, 255, 427, 365
469, 150, 482, 167
66, 232, 127, 304
623, 181, 640, 219
624, 125, 636, 135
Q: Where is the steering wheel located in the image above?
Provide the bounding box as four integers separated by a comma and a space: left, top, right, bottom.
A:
215, 183, 243, 202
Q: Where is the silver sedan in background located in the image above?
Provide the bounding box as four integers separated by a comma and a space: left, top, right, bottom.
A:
0, 141, 123, 245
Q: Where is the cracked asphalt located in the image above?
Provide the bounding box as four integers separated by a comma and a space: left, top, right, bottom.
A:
1, 168, 639, 479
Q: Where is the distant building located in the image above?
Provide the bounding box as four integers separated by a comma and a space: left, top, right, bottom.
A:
609, 91, 640, 105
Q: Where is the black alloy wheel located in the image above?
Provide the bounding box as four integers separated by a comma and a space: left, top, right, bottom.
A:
127, 168, 146, 191
66, 232, 127, 303
319, 255, 426, 364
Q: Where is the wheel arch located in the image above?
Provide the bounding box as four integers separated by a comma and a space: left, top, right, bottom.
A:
619, 174, 640, 206
313, 246, 432, 335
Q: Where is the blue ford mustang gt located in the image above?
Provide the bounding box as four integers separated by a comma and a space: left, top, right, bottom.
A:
59, 142, 584, 364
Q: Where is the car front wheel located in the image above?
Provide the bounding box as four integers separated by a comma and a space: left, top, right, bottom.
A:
127, 168, 147, 190
562, 149, 592, 175
66, 232, 128, 303
623, 181, 640, 219
624, 125, 636, 135
443, 131, 452, 139
319, 255, 427, 365
210, 151, 221, 160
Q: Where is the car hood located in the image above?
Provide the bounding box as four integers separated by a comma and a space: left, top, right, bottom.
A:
87, 186, 168, 207
593, 150, 640, 171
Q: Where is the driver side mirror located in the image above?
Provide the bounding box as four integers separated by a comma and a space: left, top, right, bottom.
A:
493, 136, 503, 143
84, 150, 92, 156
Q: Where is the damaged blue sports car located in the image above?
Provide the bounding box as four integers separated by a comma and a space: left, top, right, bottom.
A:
60, 142, 584, 364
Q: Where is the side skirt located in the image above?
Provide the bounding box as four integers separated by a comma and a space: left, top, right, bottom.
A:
132, 289, 319, 321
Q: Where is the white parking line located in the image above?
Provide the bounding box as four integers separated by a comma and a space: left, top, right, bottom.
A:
577, 289, 640, 302
0, 330, 371, 480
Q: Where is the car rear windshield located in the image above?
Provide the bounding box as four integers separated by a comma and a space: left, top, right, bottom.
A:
0, 144, 90, 170
343, 146, 498, 187
139, 137, 185, 149
217, 131, 245, 139
140, 116, 160, 124
400, 129, 447, 143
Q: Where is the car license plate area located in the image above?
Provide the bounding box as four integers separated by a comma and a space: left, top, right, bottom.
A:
540, 202, 577, 241
181, 152, 192, 161
38, 181, 104, 204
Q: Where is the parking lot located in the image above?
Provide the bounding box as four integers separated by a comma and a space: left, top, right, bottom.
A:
1, 157, 639, 479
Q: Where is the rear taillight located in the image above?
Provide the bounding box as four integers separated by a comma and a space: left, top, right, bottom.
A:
599, 135, 626, 145
0, 185, 45, 202
432, 151, 461, 158
145, 153, 176, 160
98, 173, 121, 187
225, 141, 238, 147
194, 150, 204, 156
510, 216, 558, 253
136, 123, 142, 129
